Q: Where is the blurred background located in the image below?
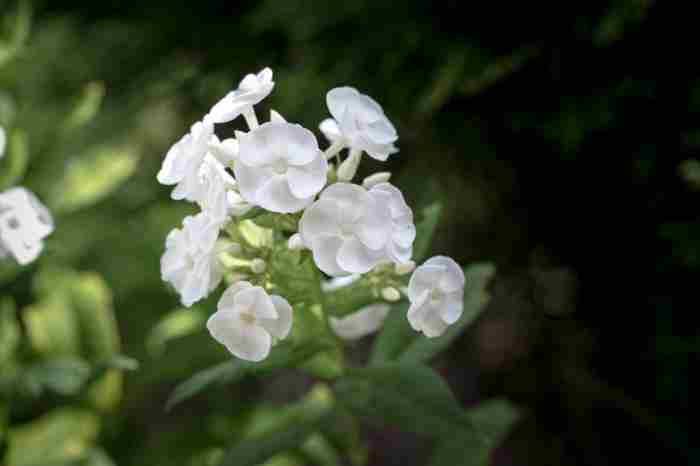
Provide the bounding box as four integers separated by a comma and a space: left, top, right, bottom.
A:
0, 0, 691, 465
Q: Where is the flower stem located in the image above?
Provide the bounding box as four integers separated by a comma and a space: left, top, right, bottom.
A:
242, 107, 259, 130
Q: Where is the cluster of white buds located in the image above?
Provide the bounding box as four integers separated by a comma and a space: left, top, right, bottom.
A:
157, 69, 466, 361
0, 126, 54, 265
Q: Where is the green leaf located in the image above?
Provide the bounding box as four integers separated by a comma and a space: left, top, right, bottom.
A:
4, 408, 100, 466
412, 202, 443, 262
0, 128, 29, 190
166, 340, 333, 411
22, 295, 81, 358
0, 0, 32, 67
146, 307, 207, 357
69, 272, 120, 360
399, 263, 495, 363
335, 363, 469, 438
219, 384, 334, 466
51, 145, 139, 213
430, 399, 519, 466
62, 81, 105, 132
368, 302, 416, 364
0, 297, 20, 367
22, 358, 91, 396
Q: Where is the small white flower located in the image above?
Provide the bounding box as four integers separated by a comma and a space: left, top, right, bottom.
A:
157, 120, 215, 202
369, 182, 415, 264
207, 68, 274, 124
322, 87, 398, 161
0, 126, 6, 160
207, 281, 292, 362
0, 187, 54, 265
299, 183, 392, 276
362, 171, 392, 189
407, 256, 465, 338
329, 303, 390, 340
235, 121, 327, 213
161, 212, 223, 307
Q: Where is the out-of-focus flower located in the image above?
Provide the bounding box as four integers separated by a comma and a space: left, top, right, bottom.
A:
161, 212, 223, 307
330, 303, 390, 340
299, 183, 391, 276
207, 281, 292, 361
157, 120, 215, 202
369, 182, 415, 264
207, 68, 274, 124
407, 256, 465, 338
235, 121, 327, 213
0, 126, 6, 160
321, 87, 398, 161
0, 187, 53, 265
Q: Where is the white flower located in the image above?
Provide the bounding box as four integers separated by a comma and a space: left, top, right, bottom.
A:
195, 154, 237, 221
161, 212, 223, 307
0, 187, 54, 265
157, 120, 215, 202
330, 303, 390, 341
207, 68, 274, 124
369, 182, 415, 264
234, 121, 327, 213
321, 87, 398, 161
207, 281, 292, 362
299, 183, 392, 276
407, 256, 465, 337
0, 126, 6, 160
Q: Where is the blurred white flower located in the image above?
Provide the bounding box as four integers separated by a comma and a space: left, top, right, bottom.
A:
207, 281, 292, 362
157, 120, 215, 202
0, 187, 53, 265
235, 121, 327, 213
0, 126, 6, 160
161, 212, 223, 307
330, 303, 390, 340
369, 182, 415, 264
207, 68, 274, 124
322, 87, 398, 161
407, 256, 465, 338
299, 183, 392, 276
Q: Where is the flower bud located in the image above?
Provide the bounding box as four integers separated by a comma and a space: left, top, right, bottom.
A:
250, 258, 266, 274
288, 233, 304, 251
337, 149, 362, 182
394, 260, 416, 276
381, 286, 401, 302
362, 171, 392, 189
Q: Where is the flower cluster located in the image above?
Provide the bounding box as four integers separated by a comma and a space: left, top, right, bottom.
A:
0, 126, 54, 265
157, 69, 466, 361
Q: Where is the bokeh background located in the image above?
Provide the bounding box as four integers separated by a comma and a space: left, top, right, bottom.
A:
0, 1, 691, 465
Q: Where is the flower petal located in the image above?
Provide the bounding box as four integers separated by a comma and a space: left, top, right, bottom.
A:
337, 237, 384, 274
299, 199, 342, 245
326, 87, 360, 122
234, 163, 272, 205
425, 256, 465, 292
408, 264, 445, 302
207, 311, 271, 362
261, 295, 293, 340
256, 175, 310, 213
287, 153, 327, 199
218, 281, 254, 310
310, 234, 346, 276
319, 118, 343, 142
440, 292, 463, 325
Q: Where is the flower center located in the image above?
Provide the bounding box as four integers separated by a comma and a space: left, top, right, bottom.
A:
339, 222, 354, 237
271, 159, 288, 175
240, 312, 256, 325
430, 288, 443, 303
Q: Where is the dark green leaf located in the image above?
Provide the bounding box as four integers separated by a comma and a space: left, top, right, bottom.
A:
335, 363, 469, 438
368, 303, 415, 364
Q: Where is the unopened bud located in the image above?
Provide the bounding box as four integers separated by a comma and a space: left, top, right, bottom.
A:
250, 258, 266, 274
394, 260, 416, 276
337, 149, 362, 182
362, 171, 392, 189
288, 233, 304, 251
381, 286, 401, 302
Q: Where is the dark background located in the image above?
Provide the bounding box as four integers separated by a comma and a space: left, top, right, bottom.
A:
5, 1, 692, 465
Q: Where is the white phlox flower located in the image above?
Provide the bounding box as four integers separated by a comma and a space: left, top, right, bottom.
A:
194, 154, 237, 221
161, 212, 224, 307
321, 87, 398, 161
207, 281, 292, 362
329, 303, 390, 341
407, 256, 465, 338
368, 182, 415, 264
299, 183, 392, 276
207, 68, 274, 124
157, 120, 215, 202
0, 187, 53, 265
235, 120, 327, 213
